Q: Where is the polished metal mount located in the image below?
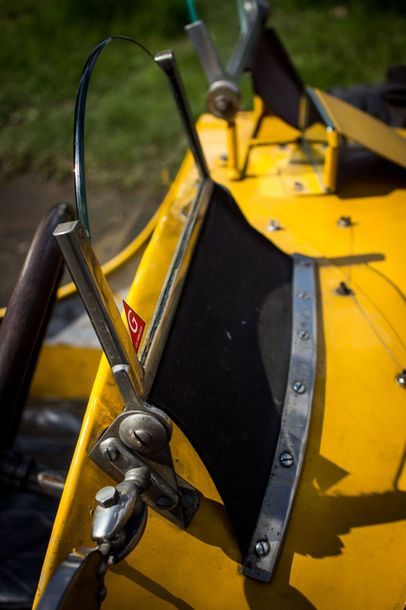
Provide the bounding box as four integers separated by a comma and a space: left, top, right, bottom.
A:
243, 254, 317, 582
54, 220, 200, 530
54, 220, 144, 408
89, 407, 199, 529
185, 0, 269, 120
92, 466, 149, 564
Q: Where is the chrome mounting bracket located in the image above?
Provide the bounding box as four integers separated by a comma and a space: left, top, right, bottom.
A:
54, 220, 199, 530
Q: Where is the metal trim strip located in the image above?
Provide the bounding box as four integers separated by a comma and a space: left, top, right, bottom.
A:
243, 253, 317, 582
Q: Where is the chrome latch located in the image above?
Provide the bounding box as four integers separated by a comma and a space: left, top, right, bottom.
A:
92, 466, 149, 564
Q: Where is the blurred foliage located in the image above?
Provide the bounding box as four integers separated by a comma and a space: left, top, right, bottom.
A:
0, 0, 404, 186
65, 0, 188, 33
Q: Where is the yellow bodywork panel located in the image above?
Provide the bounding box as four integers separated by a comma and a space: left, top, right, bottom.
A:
36, 112, 406, 609
30, 344, 101, 399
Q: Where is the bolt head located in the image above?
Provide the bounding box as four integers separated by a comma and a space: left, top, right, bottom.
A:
255, 540, 270, 557
292, 380, 306, 394
95, 485, 118, 508
396, 370, 406, 388
104, 446, 120, 462
280, 451, 294, 467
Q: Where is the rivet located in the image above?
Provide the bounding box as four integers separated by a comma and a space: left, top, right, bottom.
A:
104, 446, 119, 462
255, 540, 270, 557
292, 381, 306, 394
298, 330, 310, 340
279, 452, 294, 467
396, 369, 406, 388
298, 291, 310, 300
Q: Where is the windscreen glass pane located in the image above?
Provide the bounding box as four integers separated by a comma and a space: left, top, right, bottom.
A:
83, 40, 199, 265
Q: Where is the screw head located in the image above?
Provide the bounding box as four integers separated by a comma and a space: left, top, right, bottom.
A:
292, 380, 306, 394
119, 411, 170, 456
298, 330, 310, 340
298, 291, 310, 300
337, 215, 352, 227
280, 451, 294, 467
267, 219, 282, 232
255, 540, 270, 557
95, 485, 118, 508
396, 370, 406, 388
294, 181, 304, 191
104, 446, 120, 462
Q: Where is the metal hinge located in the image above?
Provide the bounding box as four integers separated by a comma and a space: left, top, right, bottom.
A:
54, 221, 200, 538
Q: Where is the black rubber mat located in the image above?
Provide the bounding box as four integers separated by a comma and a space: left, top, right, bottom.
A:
149, 184, 293, 554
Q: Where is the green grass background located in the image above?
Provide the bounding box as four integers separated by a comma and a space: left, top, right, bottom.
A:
0, 0, 405, 188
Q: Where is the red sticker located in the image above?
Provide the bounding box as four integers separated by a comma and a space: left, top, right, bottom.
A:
123, 301, 145, 354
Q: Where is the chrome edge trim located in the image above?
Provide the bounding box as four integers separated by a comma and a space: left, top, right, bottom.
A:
243, 253, 317, 582
54, 220, 145, 405
140, 178, 214, 394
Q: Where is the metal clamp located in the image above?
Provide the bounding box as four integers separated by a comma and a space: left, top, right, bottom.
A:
92, 466, 149, 564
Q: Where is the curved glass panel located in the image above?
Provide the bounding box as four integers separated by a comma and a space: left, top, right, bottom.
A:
81, 39, 197, 265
